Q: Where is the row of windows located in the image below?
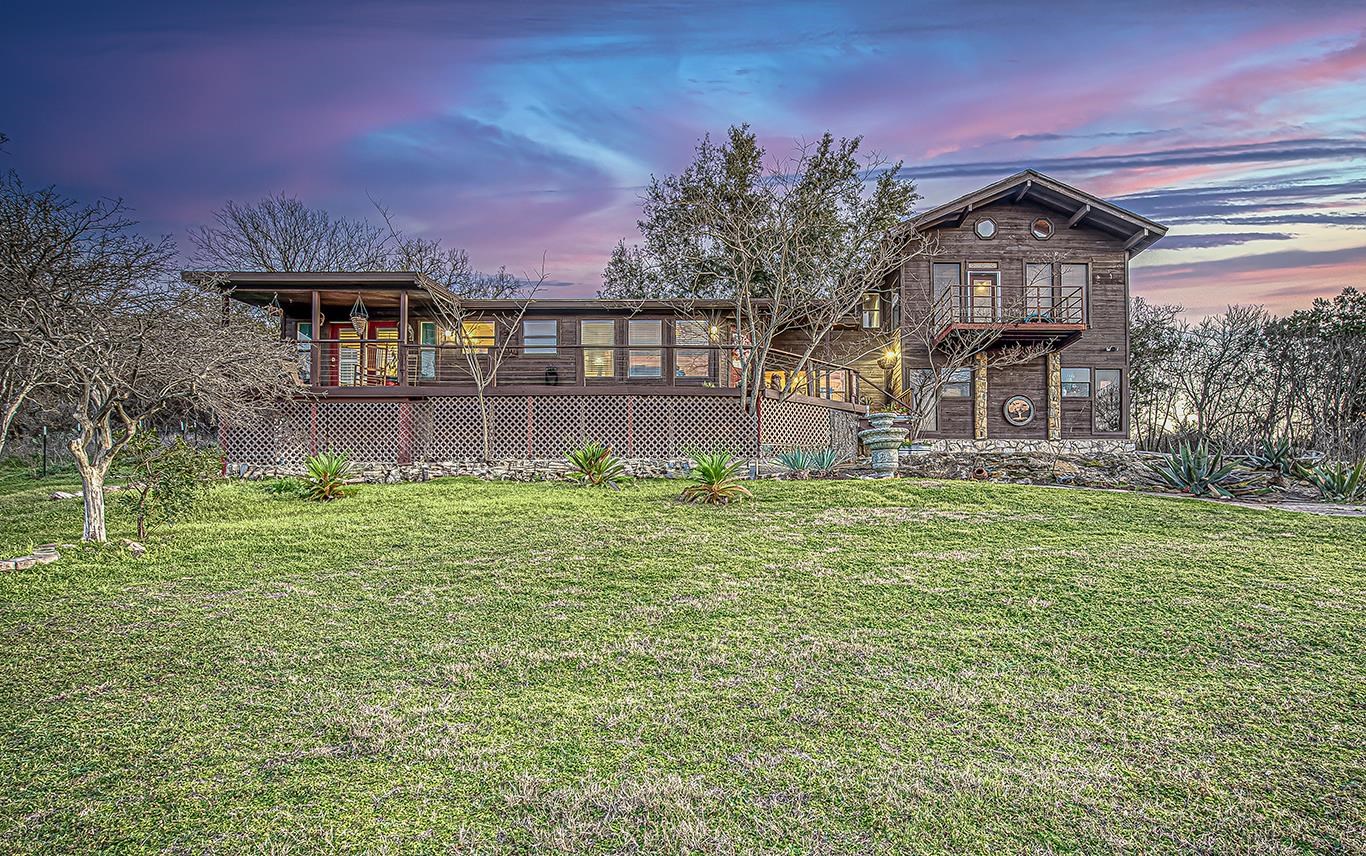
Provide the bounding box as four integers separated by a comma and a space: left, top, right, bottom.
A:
414, 318, 716, 380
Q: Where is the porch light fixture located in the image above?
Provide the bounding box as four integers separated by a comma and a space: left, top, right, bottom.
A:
877, 349, 899, 371
349, 295, 369, 338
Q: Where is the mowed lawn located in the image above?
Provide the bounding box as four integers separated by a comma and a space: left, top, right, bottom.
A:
0, 470, 1362, 854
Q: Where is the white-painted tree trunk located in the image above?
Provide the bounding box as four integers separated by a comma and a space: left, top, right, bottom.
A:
78, 465, 107, 543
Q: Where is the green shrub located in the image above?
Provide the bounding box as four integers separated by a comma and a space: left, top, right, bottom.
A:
680, 452, 752, 505
303, 451, 356, 501
774, 449, 813, 478
260, 477, 305, 497
565, 441, 627, 488
1145, 440, 1251, 499
1297, 460, 1366, 502
117, 431, 222, 539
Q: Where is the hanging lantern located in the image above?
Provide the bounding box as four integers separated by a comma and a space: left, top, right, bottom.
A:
265, 292, 283, 325
349, 294, 369, 338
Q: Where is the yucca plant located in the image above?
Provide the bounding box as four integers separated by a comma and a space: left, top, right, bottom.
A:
1145, 440, 1248, 498
680, 452, 752, 505
774, 449, 813, 478
808, 448, 841, 478
565, 441, 627, 488
1245, 436, 1298, 481
303, 451, 356, 501
1297, 460, 1366, 502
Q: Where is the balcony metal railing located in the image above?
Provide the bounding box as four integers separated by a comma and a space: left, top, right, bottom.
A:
289, 340, 867, 403
932, 284, 1085, 331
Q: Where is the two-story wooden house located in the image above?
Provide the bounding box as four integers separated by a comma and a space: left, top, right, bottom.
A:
198, 170, 1165, 471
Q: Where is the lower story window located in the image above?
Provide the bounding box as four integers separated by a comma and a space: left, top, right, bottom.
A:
1094, 369, 1122, 432
1061, 367, 1091, 398
941, 367, 972, 398
581, 320, 615, 379
628, 319, 663, 378
674, 320, 711, 379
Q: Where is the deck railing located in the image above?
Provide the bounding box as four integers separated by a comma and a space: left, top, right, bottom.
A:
931, 284, 1085, 331
291, 340, 866, 402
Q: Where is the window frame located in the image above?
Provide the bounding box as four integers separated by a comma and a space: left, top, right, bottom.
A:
1030, 217, 1054, 240
973, 217, 997, 240
521, 318, 558, 355
1060, 262, 1090, 324
673, 319, 712, 381
418, 321, 437, 380
627, 319, 663, 379
861, 292, 882, 329
581, 319, 616, 380
941, 367, 973, 399
1092, 368, 1123, 434
1060, 366, 1091, 399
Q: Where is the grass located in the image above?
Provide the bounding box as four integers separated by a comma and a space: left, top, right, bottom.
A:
0, 465, 1362, 853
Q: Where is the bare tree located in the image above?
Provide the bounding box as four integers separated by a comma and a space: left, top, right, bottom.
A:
896, 264, 1053, 441
1129, 297, 1185, 449
189, 194, 393, 272
5, 176, 303, 541
603, 126, 924, 414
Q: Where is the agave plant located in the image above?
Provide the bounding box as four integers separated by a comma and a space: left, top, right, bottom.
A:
1245, 436, 1299, 480
565, 441, 627, 488
808, 448, 841, 478
303, 450, 356, 501
680, 452, 752, 505
774, 449, 813, 478
1145, 440, 1249, 499
1296, 460, 1366, 502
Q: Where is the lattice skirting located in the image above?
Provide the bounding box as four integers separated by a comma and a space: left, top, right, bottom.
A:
221, 395, 860, 466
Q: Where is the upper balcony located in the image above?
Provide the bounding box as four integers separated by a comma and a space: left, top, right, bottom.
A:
930, 283, 1085, 348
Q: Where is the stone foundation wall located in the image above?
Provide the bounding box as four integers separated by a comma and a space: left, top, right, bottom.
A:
229, 457, 701, 483
918, 438, 1136, 455
895, 449, 1150, 489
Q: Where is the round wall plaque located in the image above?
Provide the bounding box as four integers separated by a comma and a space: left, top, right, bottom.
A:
1003, 394, 1035, 426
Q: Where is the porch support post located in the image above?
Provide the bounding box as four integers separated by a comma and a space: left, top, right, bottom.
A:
310, 290, 322, 386
973, 352, 988, 441
398, 290, 410, 386
1046, 351, 1062, 441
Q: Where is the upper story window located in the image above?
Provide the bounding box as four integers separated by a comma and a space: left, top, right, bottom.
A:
581, 320, 615, 379
1030, 217, 1054, 240
522, 319, 557, 354
973, 218, 997, 239
1060, 263, 1089, 321
458, 320, 495, 354
932, 263, 961, 304
674, 320, 711, 379
628, 319, 663, 378
861, 292, 882, 328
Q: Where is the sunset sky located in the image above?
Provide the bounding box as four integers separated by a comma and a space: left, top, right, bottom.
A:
4, 1, 1365, 315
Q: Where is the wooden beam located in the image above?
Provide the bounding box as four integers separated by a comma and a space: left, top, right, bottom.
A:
1066, 204, 1091, 229
1123, 228, 1149, 251
309, 289, 322, 386
397, 290, 409, 386
1013, 179, 1032, 203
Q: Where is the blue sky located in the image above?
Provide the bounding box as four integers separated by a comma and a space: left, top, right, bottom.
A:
3, 0, 1365, 313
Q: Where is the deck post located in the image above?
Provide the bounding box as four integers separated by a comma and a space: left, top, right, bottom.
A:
1046, 351, 1062, 441
973, 352, 988, 440
398, 290, 409, 386
309, 290, 322, 386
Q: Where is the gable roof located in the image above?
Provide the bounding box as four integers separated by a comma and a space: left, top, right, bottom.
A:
911, 169, 1168, 255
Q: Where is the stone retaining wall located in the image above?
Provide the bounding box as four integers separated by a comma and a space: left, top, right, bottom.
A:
229, 457, 701, 483
895, 450, 1150, 489
919, 438, 1136, 455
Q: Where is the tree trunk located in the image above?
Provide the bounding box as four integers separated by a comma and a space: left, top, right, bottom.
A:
79, 465, 108, 543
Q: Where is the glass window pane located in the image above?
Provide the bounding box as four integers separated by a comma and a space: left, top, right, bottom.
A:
674, 320, 711, 379
451, 320, 495, 353
1025, 263, 1053, 318
942, 367, 972, 398
1061, 367, 1091, 398
861, 293, 881, 328
628, 320, 662, 377
582, 320, 615, 379
522, 318, 557, 354
296, 322, 312, 382
418, 321, 436, 379
1094, 369, 1122, 432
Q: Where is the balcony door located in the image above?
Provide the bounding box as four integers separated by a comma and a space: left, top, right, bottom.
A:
967, 270, 1001, 322
328, 321, 397, 386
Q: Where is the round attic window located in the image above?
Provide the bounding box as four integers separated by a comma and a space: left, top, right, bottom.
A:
1003, 395, 1036, 426
974, 218, 997, 239
1031, 217, 1054, 240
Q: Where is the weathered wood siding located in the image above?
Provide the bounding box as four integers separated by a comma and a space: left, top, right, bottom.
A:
902, 199, 1131, 439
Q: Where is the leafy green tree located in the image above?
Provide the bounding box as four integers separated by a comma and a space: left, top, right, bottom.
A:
118, 431, 221, 540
